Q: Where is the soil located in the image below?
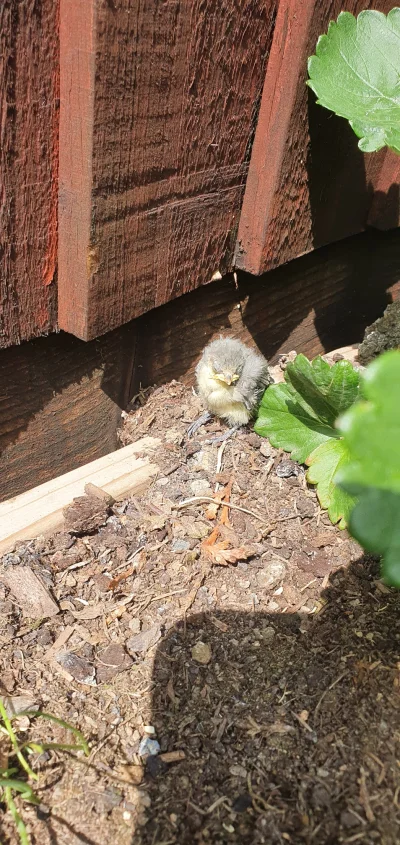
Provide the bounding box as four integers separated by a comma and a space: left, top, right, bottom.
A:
1, 377, 400, 845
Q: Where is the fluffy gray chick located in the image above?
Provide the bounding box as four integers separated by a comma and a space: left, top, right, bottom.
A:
195, 337, 271, 427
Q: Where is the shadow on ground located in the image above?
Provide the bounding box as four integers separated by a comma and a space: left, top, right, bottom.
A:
134, 558, 400, 844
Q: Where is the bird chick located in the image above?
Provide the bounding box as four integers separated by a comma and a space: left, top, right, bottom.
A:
191, 337, 271, 433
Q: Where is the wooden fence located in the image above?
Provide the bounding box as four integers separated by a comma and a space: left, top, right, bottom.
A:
1, 0, 399, 350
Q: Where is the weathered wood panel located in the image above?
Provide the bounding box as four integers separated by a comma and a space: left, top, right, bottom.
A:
138, 228, 400, 386
58, 0, 277, 341
235, 0, 400, 275
0, 0, 59, 349
0, 325, 136, 502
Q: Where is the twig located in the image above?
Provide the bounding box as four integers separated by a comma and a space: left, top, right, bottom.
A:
65, 559, 92, 573
174, 497, 273, 525
359, 767, 375, 822
220, 476, 233, 525
314, 672, 347, 718
187, 800, 207, 816
207, 795, 230, 814
300, 578, 318, 593
182, 563, 210, 616
290, 711, 317, 739
215, 441, 228, 492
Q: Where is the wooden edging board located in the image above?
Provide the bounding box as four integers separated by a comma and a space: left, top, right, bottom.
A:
0, 437, 160, 555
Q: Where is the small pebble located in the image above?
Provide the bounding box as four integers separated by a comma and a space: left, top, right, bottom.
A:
229, 764, 247, 778
260, 441, 273, 458
138, 737, 161, 759
191, 641, 212, 665
145, 755, 168, 779
171, 539, 190, 552
190, 479, 212, 497
232, 793, 253, 813
156, 477, 170, 487
276, 460, 301, 478
262, 626, 276, 643
257, 560, 286, 590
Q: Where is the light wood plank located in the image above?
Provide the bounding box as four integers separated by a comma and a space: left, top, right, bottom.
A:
0, 438, 160, 555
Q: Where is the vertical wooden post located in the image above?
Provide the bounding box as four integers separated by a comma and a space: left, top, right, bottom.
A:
0, 1, 59, 348
59, 0, 96, 340
58, 0, 277, 341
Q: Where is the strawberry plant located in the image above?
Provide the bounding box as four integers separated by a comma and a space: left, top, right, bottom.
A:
255, 354, 360, 527
307, 8, 400, 154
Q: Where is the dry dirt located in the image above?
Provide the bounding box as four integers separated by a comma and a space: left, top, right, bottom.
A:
0, 378, 399, 844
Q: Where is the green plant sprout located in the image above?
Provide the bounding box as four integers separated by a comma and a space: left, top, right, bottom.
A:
307, 8, 400, 154
0, 698, 89, 845
254, 354, 359, 527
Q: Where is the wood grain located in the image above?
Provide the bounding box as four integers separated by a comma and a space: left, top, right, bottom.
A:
0, 324, 137, 502
137, 228, 400, 387
235, 0, 400, 275
58, 0, 277, 340
0, 0, 58, 348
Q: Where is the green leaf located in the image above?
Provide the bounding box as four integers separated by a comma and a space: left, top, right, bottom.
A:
337, 350, 400, 584
254, 381, 335, 463
255, 354, 359, 462
347, 489, 400, 587
338, 350, 400, 492
255, 354, 360, 526
285, 354, 360, 424
307, 9, 400, 154
306, 439, 356, 528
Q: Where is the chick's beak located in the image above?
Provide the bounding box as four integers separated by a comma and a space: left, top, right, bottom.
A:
220, 372, 239, 385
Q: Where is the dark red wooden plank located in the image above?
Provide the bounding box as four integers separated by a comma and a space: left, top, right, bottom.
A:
0, 1, 58, 349
58, 0, 277, 341
235, 0, 400, 276
0, 323, 136, 502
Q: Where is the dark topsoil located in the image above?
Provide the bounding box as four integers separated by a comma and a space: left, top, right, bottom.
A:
0, 380, 399, 845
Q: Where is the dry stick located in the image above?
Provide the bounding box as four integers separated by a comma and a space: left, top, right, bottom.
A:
214, 440, 228, 493
314, 672, 348, 718
175, 497, 272, 524
359, 767, 375, 823
176, 496, 301, 527
182, 562, 210, 616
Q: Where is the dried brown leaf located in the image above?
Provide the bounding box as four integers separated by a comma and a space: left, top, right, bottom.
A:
203, 542, 254, 566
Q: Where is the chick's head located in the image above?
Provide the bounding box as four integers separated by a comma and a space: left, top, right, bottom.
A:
202, 337, 247, 385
